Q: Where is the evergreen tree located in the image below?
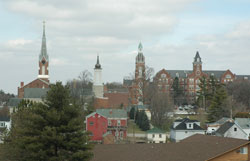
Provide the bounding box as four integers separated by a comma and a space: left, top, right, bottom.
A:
140, 111, 150, 131
2, 82, 93, 161
129, 107, 135, 120
207, 85, 228, 122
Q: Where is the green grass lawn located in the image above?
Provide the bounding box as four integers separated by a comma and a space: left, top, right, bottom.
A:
127, 120, 146, 134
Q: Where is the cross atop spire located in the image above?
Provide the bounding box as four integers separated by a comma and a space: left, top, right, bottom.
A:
39, 21, 49, 62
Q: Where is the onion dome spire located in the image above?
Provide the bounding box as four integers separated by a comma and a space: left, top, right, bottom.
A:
95, 55, 101, 69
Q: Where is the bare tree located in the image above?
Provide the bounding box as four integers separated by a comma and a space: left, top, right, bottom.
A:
148, 83, 174, 129
226, 81, 250, 110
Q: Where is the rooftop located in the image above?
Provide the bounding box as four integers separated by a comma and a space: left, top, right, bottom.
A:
91, 134, 249, 161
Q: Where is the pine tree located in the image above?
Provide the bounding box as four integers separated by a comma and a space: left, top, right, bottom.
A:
207, 85, 228, 122
2, 82, 93, 161
129, 107, 135, 119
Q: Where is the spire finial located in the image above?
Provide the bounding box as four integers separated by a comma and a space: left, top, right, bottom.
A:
95, 54, 101, 69
138, 42, 143, 52
43, 21, 46, 36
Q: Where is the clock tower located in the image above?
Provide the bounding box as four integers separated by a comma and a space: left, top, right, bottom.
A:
135, 42, 145, 105
38, 21, 49, 81
193, 51, 202, 75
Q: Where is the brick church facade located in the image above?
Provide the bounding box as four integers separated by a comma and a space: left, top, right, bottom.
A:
18, 22, 50, 99
125, 43, 250, 105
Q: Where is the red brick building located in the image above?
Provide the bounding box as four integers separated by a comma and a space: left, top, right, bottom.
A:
125, 46, 248, 104
86, 109, 127, 142
18, 22, 50, 99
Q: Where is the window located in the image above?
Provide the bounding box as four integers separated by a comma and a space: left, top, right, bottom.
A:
234, 127, 237, 131
152, 134, 155, 138
117, 120, 121, 126
189, 124, 192, 128
159, 141, 163, 143
159, 134, 162, 138
89, 122, 94, 126
108, 120, 111, 126
161, 74, 166, 78
240, 147, 248, 154
226, 74, 231, 79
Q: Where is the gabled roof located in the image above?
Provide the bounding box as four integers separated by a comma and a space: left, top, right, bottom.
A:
215, 121, 234, 135
235, 118, 250, 129
24, 88, 49, 98
207, 117, 232, 126
147, 127, 165, 134
91, 134, 250, 161
96, 109, 127, 119
0, 116, 10, 122
172, 118, 204, 131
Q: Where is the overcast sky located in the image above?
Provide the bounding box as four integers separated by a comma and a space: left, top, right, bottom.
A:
1, 0, 250, 94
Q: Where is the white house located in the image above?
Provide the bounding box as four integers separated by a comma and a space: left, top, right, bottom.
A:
147, 127, 166, 143
0, 116, 11, 130
215, 121, 248, 140
206, 117, 232, 135
170, 118, 205, 142
235, 118, 250, 137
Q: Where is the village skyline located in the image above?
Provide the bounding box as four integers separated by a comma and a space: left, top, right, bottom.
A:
1, 0, 250, 94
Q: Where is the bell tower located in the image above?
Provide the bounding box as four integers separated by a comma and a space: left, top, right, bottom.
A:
193, 51, 202, 76
135, 42, 145, 105
38, 21, 49, 81
93, 55, 104, 98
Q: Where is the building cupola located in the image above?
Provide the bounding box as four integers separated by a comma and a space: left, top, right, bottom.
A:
136, 42, 145, 63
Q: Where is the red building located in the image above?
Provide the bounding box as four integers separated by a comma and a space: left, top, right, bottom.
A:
86, 109, 128, 142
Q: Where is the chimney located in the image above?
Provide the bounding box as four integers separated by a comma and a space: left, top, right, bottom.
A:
20, 82, 24, 88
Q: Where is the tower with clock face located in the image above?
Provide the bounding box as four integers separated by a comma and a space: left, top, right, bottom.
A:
38, 21, 49, 81
135, 42, 145, 105
193, 51, 202, 76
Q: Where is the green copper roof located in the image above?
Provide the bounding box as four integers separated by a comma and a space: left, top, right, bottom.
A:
147, 127, 165, 134
39, 21, 49, 62
138, 42, 143, 52
96, 109, 127, 118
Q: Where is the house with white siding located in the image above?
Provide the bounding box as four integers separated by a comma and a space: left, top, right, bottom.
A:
215, 121, 248, 140
170, 118, 205, 142
235, 118, 250, 137
147, 127, 166, 143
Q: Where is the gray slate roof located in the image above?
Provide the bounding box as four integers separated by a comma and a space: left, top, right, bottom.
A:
162, 70, 227, 78
216, 121, 234, 135
96, 109, 127, 119
235, 118, 250, 129
236, 75, 250, 80
24, 88, 49, 98
0, 116, 10, 122
172, 118, 204, 131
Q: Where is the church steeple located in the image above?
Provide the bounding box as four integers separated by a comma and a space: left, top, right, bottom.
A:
39, 21, 49, 62
38, 21, 49, 80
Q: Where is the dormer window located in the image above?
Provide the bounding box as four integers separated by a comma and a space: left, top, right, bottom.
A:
186, 123, 193, 129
